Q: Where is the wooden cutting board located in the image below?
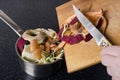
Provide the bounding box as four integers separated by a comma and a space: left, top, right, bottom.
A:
56, 0, 120, 73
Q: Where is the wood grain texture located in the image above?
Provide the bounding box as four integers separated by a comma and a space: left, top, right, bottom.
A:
56, 0, 120, 73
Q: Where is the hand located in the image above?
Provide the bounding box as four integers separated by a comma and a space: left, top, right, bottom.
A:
100, 46, 120, 80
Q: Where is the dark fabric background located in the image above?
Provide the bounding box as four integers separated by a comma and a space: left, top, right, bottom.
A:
0, 0, 111, 80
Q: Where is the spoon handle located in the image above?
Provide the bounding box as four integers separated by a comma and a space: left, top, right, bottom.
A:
0, 10, 24, 37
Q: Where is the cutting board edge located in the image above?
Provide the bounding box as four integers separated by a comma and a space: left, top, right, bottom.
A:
67, 60, 101, 73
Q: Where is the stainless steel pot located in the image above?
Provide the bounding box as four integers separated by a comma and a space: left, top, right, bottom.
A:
15, 37, 63, 78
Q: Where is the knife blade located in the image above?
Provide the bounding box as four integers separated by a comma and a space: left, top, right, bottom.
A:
72, 5, 111, 47
0, 10, 24, 37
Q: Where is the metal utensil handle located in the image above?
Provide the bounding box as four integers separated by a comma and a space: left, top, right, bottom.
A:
100, 37, 112, 47
0, 10, 24, 37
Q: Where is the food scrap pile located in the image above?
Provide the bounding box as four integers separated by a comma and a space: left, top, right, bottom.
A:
21, 28, 63, 64
58, 9, 107, 45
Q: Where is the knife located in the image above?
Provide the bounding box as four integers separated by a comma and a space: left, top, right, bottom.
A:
0, 10, 24, 37
72, 5, 111, 47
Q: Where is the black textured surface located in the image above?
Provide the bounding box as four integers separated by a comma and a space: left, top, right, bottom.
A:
0, 0, 111, 80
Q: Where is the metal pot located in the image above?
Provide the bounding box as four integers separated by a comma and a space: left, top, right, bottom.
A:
15, 37, 63, 78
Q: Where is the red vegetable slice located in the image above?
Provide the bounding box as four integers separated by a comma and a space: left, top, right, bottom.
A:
17, 38, 25, 54
60, 34, 83, 45
84, 33, 92, 42
68, 16, 78, 25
